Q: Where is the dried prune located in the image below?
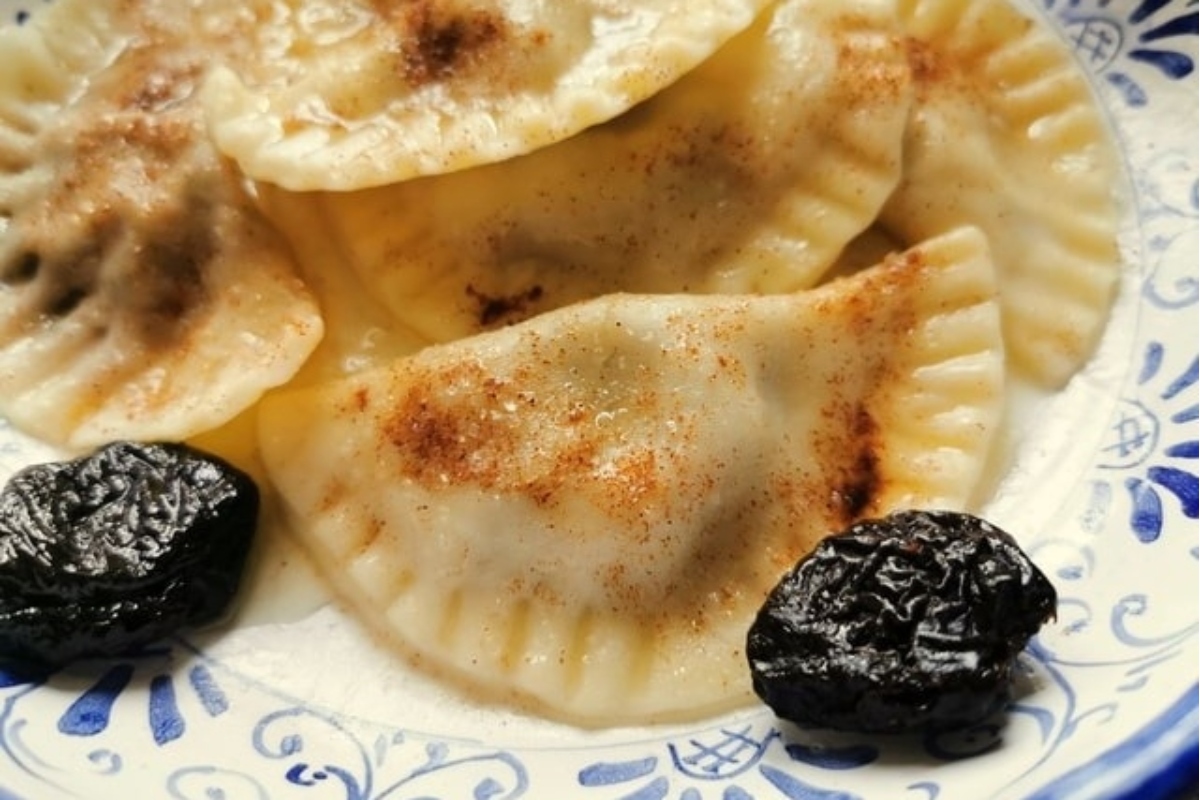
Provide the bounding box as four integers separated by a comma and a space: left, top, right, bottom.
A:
746, 510, 1056, 733
0, 441, 258, 665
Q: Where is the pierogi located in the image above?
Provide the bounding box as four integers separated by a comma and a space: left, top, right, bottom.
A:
0, 0, 322, 449
200, 0, 772, 190
300, 0, 913, 344
258, 227, 1006, 723
882, 0, 1122, 387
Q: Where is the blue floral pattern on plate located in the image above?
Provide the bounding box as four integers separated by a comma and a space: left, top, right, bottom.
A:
0, 1, 1196, 798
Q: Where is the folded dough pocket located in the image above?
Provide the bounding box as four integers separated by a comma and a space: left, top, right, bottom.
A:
882, 0, 1123, 387
258, 226, 1005, 724
0, 0, 322, 449
201, 0, 771, 190
313, 0, 913, 344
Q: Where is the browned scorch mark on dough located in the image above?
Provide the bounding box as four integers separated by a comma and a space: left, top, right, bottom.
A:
373, 0, 509, 84
834, 405, 883, 523
466, 283, 544, 327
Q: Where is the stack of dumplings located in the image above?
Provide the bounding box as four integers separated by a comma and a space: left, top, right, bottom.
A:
0, 0, 323, 448
0, 0, 1121, 724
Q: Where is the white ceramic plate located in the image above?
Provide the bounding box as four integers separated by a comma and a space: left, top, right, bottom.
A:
0, 2, 1196, 798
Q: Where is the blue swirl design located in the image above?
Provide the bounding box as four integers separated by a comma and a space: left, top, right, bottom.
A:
252, 706, 528, 800
1139, 148, 1200, 310
1023, 685, 1199, 800
1007, 596, 1197, 793
165, 765, 271, 800
1045, 0, 1198, 105
0, 645, 534, 799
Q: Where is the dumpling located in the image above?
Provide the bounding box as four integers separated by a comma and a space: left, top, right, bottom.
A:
254, 183, 430, 385
257, 226, 1006, 724
881, 0, 1123, 387
0, 0, 322, 449
309, 0, 913, 344
200, 0, 772, 191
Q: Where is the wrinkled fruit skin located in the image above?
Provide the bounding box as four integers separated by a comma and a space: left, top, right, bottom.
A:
0, 441, 259, 666
746, 510, 1056, 733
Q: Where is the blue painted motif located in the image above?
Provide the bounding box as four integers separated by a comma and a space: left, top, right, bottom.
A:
1009, 602, 1198, 797
148, 675, 185, 746
578, 757, 659, 786
1023, 685, 1199, 799
164, 765, 271, 800
1126, 476, 1168, 541
759, 765, 861, 800
57, 665, 132, 737
905, 782, 940, 800
781, 743, 877, 771
1140, 150, 1200, 311
578, 726, 885, 799
187, 664, 228, 718
0, 662, 47, 690
252, 706, 528, 800
1097, 344, 1200, 541
669, 726, 776, 781
1046, 0, 1198, 105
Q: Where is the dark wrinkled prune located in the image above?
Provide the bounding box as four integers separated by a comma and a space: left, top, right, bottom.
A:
0, 441, 258, 665
746, 510, 1056, 733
